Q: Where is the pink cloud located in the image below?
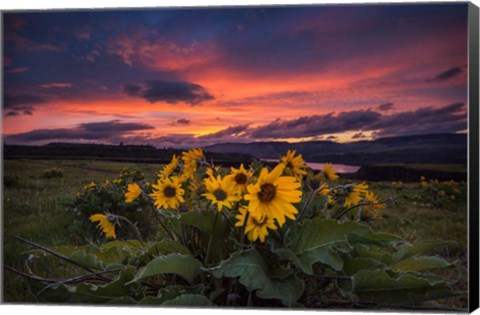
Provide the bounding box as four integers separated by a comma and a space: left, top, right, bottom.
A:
40, 82, 73, 88
106, 29, 218, 71
6, 66, 28, 74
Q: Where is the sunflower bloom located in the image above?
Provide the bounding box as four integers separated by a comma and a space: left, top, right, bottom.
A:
244, 163, 302, 227
205, 165, 221, 179
280, 150, 307, 178
318, 182, 330, 196
182, 148, 204, 165
362, 191, 384, 221
125, 182, 142, 203
202, 175, 240, 212
225, 164, 252, 192
321, 163, 340, 181
235, 206, 277, 243
89, 214, 117, 239
158, 155, 180, 178
180, 148, 204, 181
150, 176, 185, 210
344, 182, 369, 208
83, 182, 97, 190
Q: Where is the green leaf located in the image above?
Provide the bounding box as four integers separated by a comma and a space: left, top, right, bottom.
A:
389, 256, 450, 272
180, 210, 230, 238
161, 294, 212, 306
139, 240, 192, 263
129, 253, 202, 284
33, 266, 140, 303
275, 219, 402, 274
206, 248, 304, 305
354, 244, 395, 265
392, 241, 456, 264
342, 256, 384, 275
351, 269, 456, 305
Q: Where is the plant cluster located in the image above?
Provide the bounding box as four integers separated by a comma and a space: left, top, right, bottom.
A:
416, 176, 465, 207
67, 169, 156, 242
13, 149, 461, 308
42, 167, 64, 179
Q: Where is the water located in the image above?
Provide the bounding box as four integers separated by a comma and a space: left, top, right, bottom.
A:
260, 159, 361, 173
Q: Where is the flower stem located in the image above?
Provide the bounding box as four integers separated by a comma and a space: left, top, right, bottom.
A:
115, 215, 146, 248
240, 211, 250, 249
334, 198, 391, 220
205, 210, 219, 264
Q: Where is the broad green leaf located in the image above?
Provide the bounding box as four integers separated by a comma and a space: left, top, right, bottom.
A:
161, 294, 212, 306
206, 248, 304, 304
129, 253, 202, 284
354, 244, 395, 265
389, 256, 450, 272
392, 241, 456, 263
342, 256, 384, 275
180, 210, 230, 237
139, 240, 192, 263
34, 266, 139, 303
275, 219, 402, 274
351, 269, 456, 305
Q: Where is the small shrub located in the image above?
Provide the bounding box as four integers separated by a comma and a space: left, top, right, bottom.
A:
43, 167, 64, 179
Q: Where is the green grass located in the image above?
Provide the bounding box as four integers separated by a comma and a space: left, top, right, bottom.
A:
2, 159, 469, 307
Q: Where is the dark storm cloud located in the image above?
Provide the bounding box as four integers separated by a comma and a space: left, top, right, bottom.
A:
176, 119, 191, 125
6, 120, 154, 143
199, 124, 250, 139
123, 80, 214, 105
248, 110, 381, 139
4, 94, 48, 110
431, 66, 463, 82
4, 111, 20, 117
369, 102, 466, 137
377, 102, 395, 111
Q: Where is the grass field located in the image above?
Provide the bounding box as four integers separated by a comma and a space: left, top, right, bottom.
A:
2, 159, 469, 308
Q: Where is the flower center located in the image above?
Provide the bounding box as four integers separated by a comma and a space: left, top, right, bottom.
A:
163, 186, 177, 198
234, 173, 248, 185
213, 188, 227, 201
258, 183, 276, 202
286, 162, 293, 169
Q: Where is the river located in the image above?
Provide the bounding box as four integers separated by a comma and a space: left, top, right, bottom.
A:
260, 159, 360, 173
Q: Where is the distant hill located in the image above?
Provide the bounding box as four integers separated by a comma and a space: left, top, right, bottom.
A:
205, 133, 467, 165
3, 142, 254, 166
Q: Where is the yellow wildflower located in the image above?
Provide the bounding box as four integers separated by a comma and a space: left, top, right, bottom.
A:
225, 163, 252, 193
320, 163, 340, 181
280, 150, 307, 178
125, 182, 142, 203
158, 155, 179, 178
202, 175, 240, 212
244, 163, 302, 227
89, 214, 117, 239
235, 206, 277, 243
150, 176, 185, 210
344, 182, 369, 208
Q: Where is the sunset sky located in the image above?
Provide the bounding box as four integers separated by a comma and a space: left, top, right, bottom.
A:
2, 3, 469, 147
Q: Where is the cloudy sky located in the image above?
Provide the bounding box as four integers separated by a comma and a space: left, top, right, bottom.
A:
2, 3, 468, 147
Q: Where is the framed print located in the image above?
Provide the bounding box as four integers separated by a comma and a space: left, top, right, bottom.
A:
1, 1, 479, 313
